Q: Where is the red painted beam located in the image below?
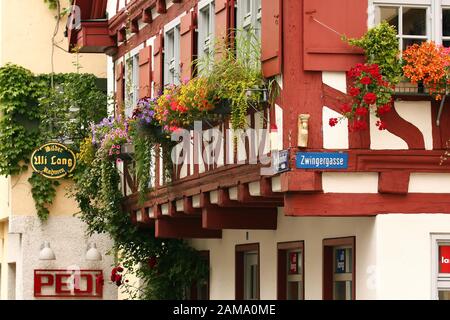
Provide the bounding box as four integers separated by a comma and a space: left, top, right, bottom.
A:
280, 171, 322, 192
237, 183, 283, 203
378, 172, 410, 194
183, 197, 201, 215
284, 192, 450, 216
202, 207, 278, 230
155, 218, 222, 238
217, 189, 282, 208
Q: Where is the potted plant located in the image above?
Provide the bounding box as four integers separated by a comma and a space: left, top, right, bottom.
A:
402, 41, 450, 100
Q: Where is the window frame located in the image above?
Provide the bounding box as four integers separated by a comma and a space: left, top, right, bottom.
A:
371, 0, 450, 48
164, 17, 182, 86
277, 241, 305, 300
237, 0, 262, 35
323, 237, 356, 300
431, 234, 450, 300
235, 243, 260, 300
198, 0, 215, 63
124, 49, 140, 117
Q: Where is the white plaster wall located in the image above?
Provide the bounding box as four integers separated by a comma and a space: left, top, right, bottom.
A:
409, 173, 450, 193
395, 101, 433, 150
322, 106, 349, 149
8, 216, 117, 300
322, 172, 378, 193
375, 214, 450, 299
322, 72, 347, 93
190, 211, 377, 300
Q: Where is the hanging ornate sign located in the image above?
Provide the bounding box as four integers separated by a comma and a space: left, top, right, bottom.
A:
31, 142, 77, 179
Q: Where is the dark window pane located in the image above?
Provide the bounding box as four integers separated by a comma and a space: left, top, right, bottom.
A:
379, 6, 399, 32
444, 10, 450, 37
403, 7, 426, 35
443, 40, 450, 48
403, 38, 426, 51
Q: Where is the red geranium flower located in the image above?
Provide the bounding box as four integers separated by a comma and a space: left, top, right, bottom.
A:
349, 87, 361, 97
329, 118, 338, 127
360, 77, 372, 85
363, 92, 377, 105
376, 120, 387, 130
355, 107, 368, 116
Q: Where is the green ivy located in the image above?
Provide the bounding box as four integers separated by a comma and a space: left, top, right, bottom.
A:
29, 173, 60, 221
0, 64, 107, 222
345, 21, 402, 84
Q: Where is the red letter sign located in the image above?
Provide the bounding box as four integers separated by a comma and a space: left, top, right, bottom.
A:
439, 246, 450, 273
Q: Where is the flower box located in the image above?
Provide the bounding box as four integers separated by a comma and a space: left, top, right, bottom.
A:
394, 79, 429, 96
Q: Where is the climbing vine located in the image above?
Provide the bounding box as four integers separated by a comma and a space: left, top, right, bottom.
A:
0, 63, 107, 222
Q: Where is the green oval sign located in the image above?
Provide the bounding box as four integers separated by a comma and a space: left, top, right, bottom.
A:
31, 142, 77, 179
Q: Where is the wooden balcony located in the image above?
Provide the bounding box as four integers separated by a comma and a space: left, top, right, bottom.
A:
68, 20, 116, 54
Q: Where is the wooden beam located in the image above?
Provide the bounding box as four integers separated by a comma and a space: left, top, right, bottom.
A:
237, 183, 283, 203
130, 19, 139, 33
155, 218, 222, 238
202, 207, 278, 230
280, 171, 322, 192
378, 172, 410, 194
156, 0, 166, 14
217, 189, 282, 208
183, 197, 202, 215
284, 192, 450, 216
142, 7, 152, 23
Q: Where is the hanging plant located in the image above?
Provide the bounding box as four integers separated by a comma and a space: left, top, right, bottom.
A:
329, 63, 394, 131
402, 41, 450, 100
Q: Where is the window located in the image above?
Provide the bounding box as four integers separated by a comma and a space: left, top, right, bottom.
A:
323, 237, 355, 300
373, 1, 450, 49
277, 241, 304, 300
164, 25, 181, 86
198, 0, 215, 66
443, 8, 450, 47
375, 4, 429, 50
432, 234, 450, 300
236, 243, 260, 300
125, 53, 139, 117
237, 0, 262, 37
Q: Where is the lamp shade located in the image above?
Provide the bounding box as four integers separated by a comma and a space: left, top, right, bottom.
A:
39, 241, 56, 260
86, 243, 102, 261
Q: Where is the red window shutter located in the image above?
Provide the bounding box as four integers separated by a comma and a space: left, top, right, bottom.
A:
214, 0, 235, 59
153, 32, 164, 96
139, 46, 153, 99
180, 11, 197, 81
303, 0, 367, 71
115, 61, 124, 116
261, 0, 282, 78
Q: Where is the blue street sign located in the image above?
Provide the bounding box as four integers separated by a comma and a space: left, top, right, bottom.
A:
296, 152, 348, 169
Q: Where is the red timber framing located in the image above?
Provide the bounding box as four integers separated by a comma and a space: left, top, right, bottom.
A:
96, 0, 450, 238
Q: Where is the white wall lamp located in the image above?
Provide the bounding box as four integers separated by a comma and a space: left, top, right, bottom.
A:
39, 241, 56, 260
86, 242, 102, 261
